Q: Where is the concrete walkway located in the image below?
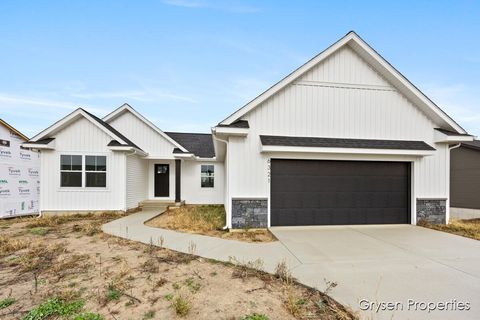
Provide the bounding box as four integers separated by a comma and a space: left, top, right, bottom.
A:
103, 210, 480, 320
102, 209, 301, 272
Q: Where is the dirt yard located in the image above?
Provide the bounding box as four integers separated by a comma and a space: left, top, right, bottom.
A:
0, 213, 356, 320
146, 205, 277, 243
418, 218, 480, 240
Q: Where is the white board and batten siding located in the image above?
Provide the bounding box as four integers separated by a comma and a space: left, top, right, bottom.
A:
227, 44, 449, 223
182, 161, 224, 204
40, 117, 127, 211
108, 111, 176, 157
126, 154, 148, 209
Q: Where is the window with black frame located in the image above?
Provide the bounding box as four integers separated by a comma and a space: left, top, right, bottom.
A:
85, 155, 107, 187
60, 155, 82, 187
201, 164, 214, 188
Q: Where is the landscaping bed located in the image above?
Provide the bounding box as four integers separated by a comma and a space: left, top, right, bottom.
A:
418, 218, 480, 240
0, 213, 356, 319
146, 205, 277, 243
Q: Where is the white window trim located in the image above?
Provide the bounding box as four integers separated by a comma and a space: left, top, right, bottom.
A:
59, 153, 108, 191
200, 164, 215, 188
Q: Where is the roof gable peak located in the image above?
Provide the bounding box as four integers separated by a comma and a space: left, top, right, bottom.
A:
218, 31, 466, 134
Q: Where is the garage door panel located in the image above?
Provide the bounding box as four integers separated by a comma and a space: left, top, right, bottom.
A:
271, 160, 410, 226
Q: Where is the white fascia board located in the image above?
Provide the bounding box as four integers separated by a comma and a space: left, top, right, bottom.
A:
173, 153, 195, 159
219, 32, 466, 134
212, 127, 249, 136
194, 157, 218, 162
261, 145, 435, 156
434, 130, 474, 143
21, 142, 55, 150
108, 145, 148, 157
30, 108, 129, 146
103, 103, 188, 152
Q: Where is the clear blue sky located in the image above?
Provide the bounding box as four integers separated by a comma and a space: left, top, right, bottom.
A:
1, 0, 479, 137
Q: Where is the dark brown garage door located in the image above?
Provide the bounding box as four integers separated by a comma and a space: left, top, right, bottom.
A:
271, 160, 410, 226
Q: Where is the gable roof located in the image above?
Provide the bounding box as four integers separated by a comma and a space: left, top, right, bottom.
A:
165, 132, 215, 158
0, 119, 29, 141
103, 103, 188, 152
28, 108, 142, 150
82, 109, 141, 149
219, 31, 467, 134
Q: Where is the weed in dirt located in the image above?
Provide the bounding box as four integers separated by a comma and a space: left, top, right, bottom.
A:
22, 298, 85, 320
285, 286, 305, 317
143, 310, 156, 319
0, 297, 16, 309
106, 285, 121, 301
229, 257, 266, 280
170, 289, 191, 317
29, 227, 50, 236
274, 260, 293, 284
16, 242, 66, 292
164, 293, 174, 301
73, 313, 104, 320
185, 277, 201, 293
241, 314, 270, 320
142, 257, 159, 273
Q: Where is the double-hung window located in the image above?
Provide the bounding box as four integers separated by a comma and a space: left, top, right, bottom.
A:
60, 155, 82, 187
60, 155, 107, 188
201, 165, 214, 188
86, 156, 107, 187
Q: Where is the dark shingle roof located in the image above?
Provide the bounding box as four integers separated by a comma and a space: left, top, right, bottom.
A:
165, 132, 215, 158
260, 135, 436, 151
218, 120, 249, 128
28, 138, 55, 144
82, 109, 142, 150
435, 128, 472, 136
461, 140, 480, 151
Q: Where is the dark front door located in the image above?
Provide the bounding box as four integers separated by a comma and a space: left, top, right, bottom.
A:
271, 159, 410, 226
154, 164, 169, 197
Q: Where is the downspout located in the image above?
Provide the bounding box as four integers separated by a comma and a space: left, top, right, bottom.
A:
212, 132, 229, 230
449, 143, 461, 151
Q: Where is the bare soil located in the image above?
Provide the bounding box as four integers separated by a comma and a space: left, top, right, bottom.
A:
0, 214, 356, 320
418, 218, 480, 240
146, 205, 277, 243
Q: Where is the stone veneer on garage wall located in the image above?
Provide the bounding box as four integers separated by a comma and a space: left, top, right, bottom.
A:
232, 199, 268, 229
416, 199, 446, 224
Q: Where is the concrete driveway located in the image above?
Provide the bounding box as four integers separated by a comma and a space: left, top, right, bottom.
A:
271, 225, 480, 320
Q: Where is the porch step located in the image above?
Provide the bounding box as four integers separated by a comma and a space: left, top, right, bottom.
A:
139, 200, 184, 210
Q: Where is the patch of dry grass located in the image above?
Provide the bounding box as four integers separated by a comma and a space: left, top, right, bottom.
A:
418, 218, 480, 240
0, 235, 30, 257
146, 205, 277, 243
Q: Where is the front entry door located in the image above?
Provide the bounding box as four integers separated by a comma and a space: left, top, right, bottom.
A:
154, 164, 169, 197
